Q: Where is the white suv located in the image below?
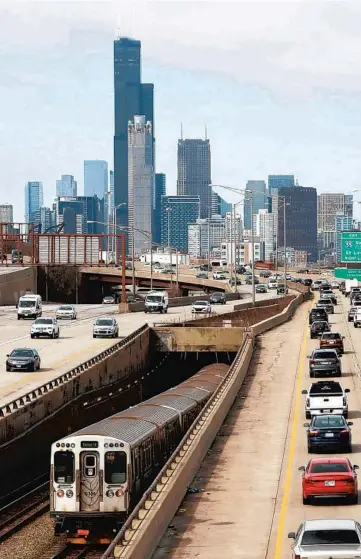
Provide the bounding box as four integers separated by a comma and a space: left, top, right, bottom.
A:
93, 317, 119, 338
56, 305, 77, 320
213, 271, 226, 280
302, 380, 350, 419
31, 317, 60, 339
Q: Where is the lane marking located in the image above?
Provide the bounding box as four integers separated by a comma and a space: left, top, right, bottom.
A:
0, 340, 109, 400
273, 306, 309, 559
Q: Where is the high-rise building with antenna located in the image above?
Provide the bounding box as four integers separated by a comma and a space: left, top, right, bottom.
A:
177, 137, 211, 219
113, 37, 154, 239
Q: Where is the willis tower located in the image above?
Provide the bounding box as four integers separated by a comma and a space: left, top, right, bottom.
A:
113, 37, 154, 233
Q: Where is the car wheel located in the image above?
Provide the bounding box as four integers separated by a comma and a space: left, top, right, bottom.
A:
344, 411, 349, 419
308, 444, 314, 453
302, 495, 310, 505
305, 411, 311, 419
56, 332, 59, 338
349, 494, 358, 505
164, 308, 168, 313
30, 334, 34, 339
30, 363, 36, 372
6, 365, 10, 372
17, 316, 20, 320
93, 334, 96, 338
354, 324, 357, 328
346, 444, 352, 453
310, 371, 315, 378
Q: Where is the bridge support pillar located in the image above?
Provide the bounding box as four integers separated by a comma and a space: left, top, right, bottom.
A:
118, 302, 131, 313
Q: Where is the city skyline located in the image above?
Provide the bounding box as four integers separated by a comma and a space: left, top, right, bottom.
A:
2, 2, 361, 220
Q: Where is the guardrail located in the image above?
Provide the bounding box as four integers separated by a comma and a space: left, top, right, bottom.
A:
101, 289, 308, 559
0, 324, 149, 418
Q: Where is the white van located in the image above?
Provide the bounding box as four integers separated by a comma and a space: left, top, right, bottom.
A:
17, 294, 42, 320
144, 291, 169, 314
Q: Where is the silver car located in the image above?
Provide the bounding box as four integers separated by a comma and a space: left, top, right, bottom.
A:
192, 300, 211, 314
93, 317, 119, 338
288, 519, 361, 558
56, 305, 77, 320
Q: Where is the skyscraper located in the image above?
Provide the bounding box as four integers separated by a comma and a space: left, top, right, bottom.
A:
84, 160, 108, 199
161, 195, 200, 252
113, 37, 154, 231
25, 182, 43, 223
244, 180, 267, 229
177, 138, 211, 218
33, 206, 55, 233
56, 175, 77, 197
254, 209, 274, 261
154, 173, 166, 243
0, 204, 13, 223
317, 193, 353, 251
268, 175, 295, 195
55, 196, 102, 234
128, 116, 154, 253
277, 186, 317, 261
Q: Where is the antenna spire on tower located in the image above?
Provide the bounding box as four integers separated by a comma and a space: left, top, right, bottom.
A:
205, 125, 208, 140
180, 122, 183, 140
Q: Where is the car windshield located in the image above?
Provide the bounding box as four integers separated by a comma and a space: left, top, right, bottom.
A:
59, 306, 73, 311
194, 301, 207, 305
35, 318, 52, 325
96, 319, 113, 326
318, 299, 332, 304
310, 462, 349, 473
19, 300, 35, 308
312, 322, 327, 328
212, 294, 222, 299
301, 529, 359, 545
10, 349, 33, 358
322, 333, 341, 340
310, 382, 342, 395
147, 295, 162, 302
313, 351, 337, 359
313, 416, 346, 428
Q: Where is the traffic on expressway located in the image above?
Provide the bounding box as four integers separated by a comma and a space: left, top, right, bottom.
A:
0, 283, 271, 408
153, 276, 361, 559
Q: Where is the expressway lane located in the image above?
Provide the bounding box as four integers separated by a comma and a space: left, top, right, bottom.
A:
0, 290, 272, 408
270, 287, 361, 559
154, 283, 361, 559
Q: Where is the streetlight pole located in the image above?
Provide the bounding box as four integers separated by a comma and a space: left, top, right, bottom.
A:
284, 199, 287, 296
250, 192, 255, 306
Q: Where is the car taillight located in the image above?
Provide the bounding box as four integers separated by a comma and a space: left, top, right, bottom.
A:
309, 430, 320, 436
311, 360, 316, 364
295, 555, 300, 559
340, 429, 349, 436
305, 479, 315, 485
345, 478, 355, 484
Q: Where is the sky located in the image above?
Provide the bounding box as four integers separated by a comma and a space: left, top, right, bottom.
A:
2, 0, 361, 220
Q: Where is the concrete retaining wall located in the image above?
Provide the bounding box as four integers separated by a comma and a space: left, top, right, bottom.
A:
104, 289, 308, 558
127, 292, 243, 313
152, 326, 246, 352
0, 326, 150, 444
0, 267, 37, 305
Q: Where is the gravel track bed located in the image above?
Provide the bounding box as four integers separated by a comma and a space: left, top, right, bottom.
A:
0, 514, 55, 559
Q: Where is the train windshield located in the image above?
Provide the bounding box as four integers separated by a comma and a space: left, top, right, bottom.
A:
104, 451, 127, 484
54, 451, 75, 483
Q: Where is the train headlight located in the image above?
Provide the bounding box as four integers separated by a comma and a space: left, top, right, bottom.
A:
66, 490, 73, 498
106, 490, 114, 498
115, 489, 124, 497
57, 490, 64, 498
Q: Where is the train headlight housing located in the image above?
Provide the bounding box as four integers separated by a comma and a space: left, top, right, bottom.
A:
66, 490, 73, 498
57, 490, 64, 498
115, 489, 124, 497
106, 490, 114, 498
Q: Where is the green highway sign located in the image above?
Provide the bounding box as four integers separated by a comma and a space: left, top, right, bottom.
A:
334, 267, 361, 280
341, 231, 361, 263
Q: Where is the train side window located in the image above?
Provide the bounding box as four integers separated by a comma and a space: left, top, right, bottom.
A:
104, 452, 127, 484
54, 451, 75, 483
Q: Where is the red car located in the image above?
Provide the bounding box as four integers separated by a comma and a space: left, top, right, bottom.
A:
299, 457, 359, 504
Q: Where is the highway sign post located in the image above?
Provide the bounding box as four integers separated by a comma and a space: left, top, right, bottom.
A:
334, 267, 361, 281
341, 231, 361, 263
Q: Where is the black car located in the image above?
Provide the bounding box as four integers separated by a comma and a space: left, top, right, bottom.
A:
277, 284, 288, 295
229, 278, 242, 286
6, 348, 41, 372
308, 348, 341, 378
245, 277, 259, 285
310, 320, 330, 339
302, 278, 313, 287
308, 307, 328, 325
304, 414, 353, 453
235, 266, 246, 274
209, 293, 226, 305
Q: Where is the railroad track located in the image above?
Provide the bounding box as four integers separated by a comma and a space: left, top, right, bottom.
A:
42, 543, 106, 558
0, 479, 49, 542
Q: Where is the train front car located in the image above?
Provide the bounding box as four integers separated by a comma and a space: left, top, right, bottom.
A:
51, 434, 131, 544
